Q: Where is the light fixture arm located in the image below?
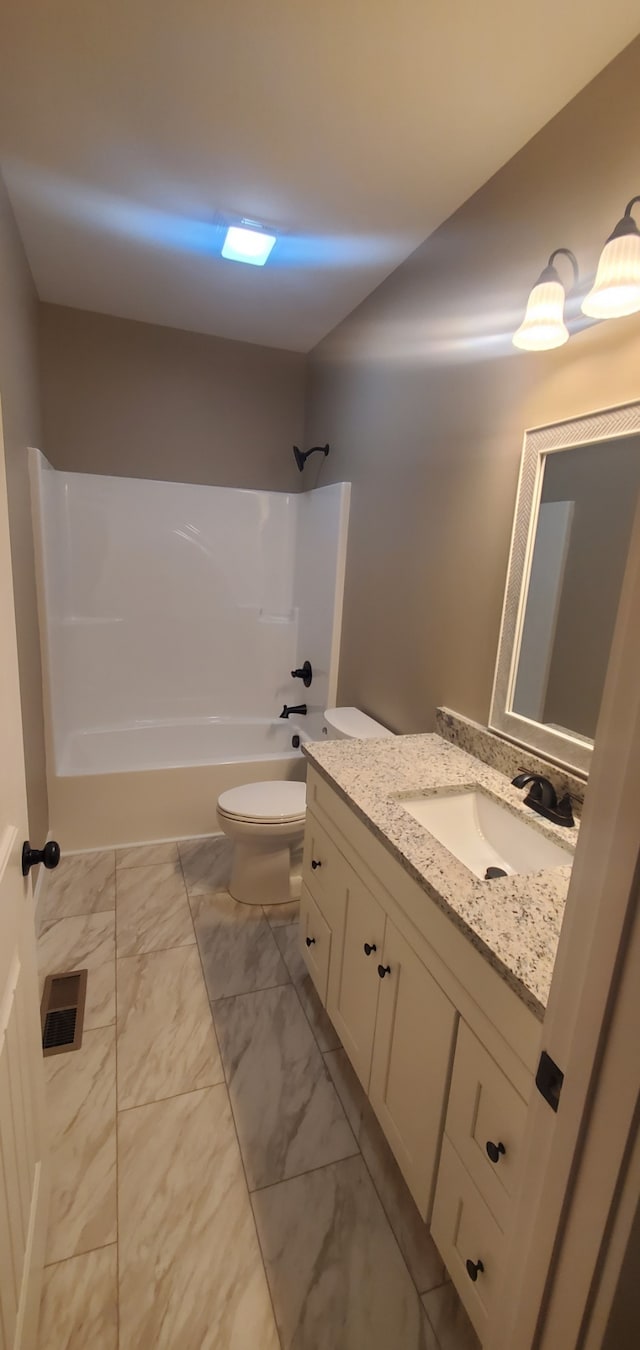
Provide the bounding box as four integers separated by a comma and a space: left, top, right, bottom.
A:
608, 196, 640, 241
546, 248, 579, 290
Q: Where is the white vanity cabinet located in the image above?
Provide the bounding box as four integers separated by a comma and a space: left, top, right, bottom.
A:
300, 766, 543, 1347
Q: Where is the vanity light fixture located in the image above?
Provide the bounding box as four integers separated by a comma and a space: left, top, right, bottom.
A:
512, 248, 579, 351
221, 221, 277, 266
582, 197, 640, 319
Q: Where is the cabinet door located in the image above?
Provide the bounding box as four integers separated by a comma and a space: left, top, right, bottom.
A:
299, 885, 332, 1004
326, 864, 386, 1091
302, 811, 346, 931
369, 918, 457, 1220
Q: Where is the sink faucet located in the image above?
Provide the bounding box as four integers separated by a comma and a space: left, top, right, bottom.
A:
511, 773, 575, 828
280, 704, 307, 719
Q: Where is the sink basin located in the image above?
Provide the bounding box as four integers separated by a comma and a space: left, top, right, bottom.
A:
400, 789, 574, 880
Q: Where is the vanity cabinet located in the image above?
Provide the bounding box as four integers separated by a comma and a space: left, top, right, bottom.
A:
300, 767, 541, 1346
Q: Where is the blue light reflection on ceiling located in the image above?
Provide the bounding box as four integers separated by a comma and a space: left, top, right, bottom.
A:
6, 163, 405, 271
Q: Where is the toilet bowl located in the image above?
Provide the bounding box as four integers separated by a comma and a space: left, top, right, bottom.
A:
216, 708, 393, 905
217, 780, 307, 906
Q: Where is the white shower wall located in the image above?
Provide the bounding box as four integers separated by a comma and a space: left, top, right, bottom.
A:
31, 452, 349, 775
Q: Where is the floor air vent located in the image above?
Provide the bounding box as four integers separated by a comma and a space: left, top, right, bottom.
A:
41, 969, 88, 1056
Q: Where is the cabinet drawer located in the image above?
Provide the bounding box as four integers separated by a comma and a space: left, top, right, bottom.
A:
299, 885, 331, 1004
446, 1021, 528, 1229
302, 811, 346, 929
431, 1137, 503, 1344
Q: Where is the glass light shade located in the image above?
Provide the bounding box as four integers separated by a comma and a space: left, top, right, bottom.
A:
581, 231, 640, 318
221, 225, 277, 266
512, 279, 569, 351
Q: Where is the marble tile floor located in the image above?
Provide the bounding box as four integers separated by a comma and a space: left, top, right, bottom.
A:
36, 834, 479, 1350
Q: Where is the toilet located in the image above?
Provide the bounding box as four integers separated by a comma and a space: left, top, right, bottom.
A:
216, 706, 393, 905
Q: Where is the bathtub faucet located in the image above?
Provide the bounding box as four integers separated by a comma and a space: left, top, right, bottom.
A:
280, 704, 307, 719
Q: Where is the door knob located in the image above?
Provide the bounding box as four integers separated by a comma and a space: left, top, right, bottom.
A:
377, 964, 391, 979
486, 1140, 506, 1164
306, 936, 316, 947
22, 840, 61, 877
311, 859, 322, 870
363, 942, 377, 956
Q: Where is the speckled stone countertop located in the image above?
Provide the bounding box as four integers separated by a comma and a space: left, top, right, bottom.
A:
303, 733, 577, 1019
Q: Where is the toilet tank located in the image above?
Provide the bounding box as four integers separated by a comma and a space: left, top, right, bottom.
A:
323, 707, 394, 740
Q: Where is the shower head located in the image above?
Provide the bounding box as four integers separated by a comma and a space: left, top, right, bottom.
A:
293, 443, 330, 472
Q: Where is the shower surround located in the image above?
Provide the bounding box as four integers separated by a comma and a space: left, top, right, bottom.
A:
30, 451, 350, 848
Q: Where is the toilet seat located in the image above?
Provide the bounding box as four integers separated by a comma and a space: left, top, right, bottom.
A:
217, 780, 306, 825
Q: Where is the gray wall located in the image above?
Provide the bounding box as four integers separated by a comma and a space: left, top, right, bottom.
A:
38, 304, 307, 492
0, 173, 48, 840
305, 37, 640, 735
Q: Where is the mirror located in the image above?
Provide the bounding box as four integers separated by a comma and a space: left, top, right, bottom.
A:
491, 402, 640, 774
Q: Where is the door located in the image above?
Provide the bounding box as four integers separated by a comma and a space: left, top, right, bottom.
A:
369, 917, 457, 1219
0, 403, 49, 1348
492, 496, 640, 1349
326, 861, 386, 1090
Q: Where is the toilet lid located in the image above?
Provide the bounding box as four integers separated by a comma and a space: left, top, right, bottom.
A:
218, 780, 307, 823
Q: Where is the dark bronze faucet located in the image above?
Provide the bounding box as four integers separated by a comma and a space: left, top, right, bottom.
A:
280, 704, 307, 719
511, 773, 575, 828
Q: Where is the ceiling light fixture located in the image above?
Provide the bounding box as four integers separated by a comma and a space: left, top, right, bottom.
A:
221, 222, 277, 266
581, 197, 640, 319
512, 248, 579, 351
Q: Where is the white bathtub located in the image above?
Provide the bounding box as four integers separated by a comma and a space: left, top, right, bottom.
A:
58, 716, 307, 776
49, 716, 310, 851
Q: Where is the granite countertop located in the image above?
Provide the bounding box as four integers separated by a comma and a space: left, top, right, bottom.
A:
303, 733, 577, 1019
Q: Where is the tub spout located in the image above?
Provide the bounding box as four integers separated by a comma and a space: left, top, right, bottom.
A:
280, 704, 307, 719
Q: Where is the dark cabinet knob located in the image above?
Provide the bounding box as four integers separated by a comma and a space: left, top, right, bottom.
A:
486, 1140, 506, 1164
363, 942, 377, 956
311, 859, 322, 870
377, 964, 391, 979
306, 936, 316, 947
465, 1258, 484, 1283
22, 840, 60, 877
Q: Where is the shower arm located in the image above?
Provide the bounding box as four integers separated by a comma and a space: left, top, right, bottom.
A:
293, 444, 330, 472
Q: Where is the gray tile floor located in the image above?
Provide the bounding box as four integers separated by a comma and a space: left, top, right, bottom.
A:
36, 834, 480, 1350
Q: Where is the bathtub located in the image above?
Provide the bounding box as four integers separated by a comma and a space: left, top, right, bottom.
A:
49, 716, 310, 851
58, 716, 309, 776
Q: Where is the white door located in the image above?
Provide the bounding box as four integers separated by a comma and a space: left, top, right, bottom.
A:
0, 402, 48, 1348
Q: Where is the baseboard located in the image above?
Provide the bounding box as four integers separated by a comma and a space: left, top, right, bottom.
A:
62, 829, 224, 857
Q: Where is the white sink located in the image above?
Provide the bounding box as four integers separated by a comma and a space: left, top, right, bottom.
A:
400, 789, 574, 880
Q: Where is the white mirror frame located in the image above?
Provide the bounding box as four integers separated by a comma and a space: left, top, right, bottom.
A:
490, 399, 640, 776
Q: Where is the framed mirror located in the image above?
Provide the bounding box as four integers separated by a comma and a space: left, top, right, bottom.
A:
490, 401, 640, 775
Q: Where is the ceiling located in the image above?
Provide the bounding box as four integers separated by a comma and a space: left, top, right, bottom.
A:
1, 2, 638, 353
